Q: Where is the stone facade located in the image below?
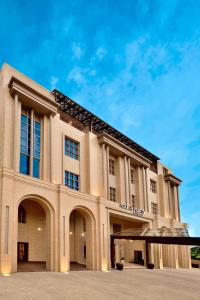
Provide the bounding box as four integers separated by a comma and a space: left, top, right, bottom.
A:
0, 63, 191, 274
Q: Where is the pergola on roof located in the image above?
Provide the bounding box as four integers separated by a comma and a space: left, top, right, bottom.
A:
52, 89, 159, 163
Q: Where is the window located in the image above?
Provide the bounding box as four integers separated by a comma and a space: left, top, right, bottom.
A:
109, 187, 116, 202
65, 171, 79, 191
130, 168, 135, 184
131, 195, 135, 207
150, 179, 157, 193
113, 224, 121, 234
33, 120, 41, 178
20, 113, 31, 175
109, 159, 115, 175
20, 112, 41, 178
18, 205, 26, 223
65, 138, 79, 160
151, 202, 158, 214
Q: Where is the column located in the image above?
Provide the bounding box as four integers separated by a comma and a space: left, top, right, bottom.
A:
145, 168, 150, 212
169, 245, 179, 268
173, 186, 179, 221
13, 94, 21, 172
124, 156, 129, 205
101, 144, 109, 199
142, 167, 147, 211
135, 167, 144, 210
49, 114, 53, 183
127, 157, 132, 206
154, 244, 163, 269
167, 181, 172, 218
117, 156, 126, 204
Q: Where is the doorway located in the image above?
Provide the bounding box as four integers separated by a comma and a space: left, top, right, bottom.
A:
17, 242, 28, 262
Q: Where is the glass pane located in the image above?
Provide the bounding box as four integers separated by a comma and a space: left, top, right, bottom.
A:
33, 158, 40, 178
20, 154, 29, 175
21, 115, 27, 123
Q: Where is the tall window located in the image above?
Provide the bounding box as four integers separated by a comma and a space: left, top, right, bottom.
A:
20, 113, 31, 175
65, 171, 79, 191
33, 120, 41, 178
150, 179, 157, 193
109, 187, 116, 202
20, 111, 41, 178
130, 168, 135, 183
65, 138, 79, 160
109, 159, 115, 175
18, 205, 26, 223
151, 202, 158, 214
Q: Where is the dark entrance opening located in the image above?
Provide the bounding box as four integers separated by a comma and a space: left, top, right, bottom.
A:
134, 250, 143, 265
17, 242, 28, 262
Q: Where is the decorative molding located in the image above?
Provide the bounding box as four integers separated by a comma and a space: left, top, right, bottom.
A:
9, 76, 59, 116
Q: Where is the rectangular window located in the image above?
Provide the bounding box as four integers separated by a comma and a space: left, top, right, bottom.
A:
109, 187, 116, 202
130, 168, 135, 184
151, 202, 158, 214
113, 224, 121, 234
33, 120, 40, 178
65, 138, 79, 160
109, 159, 115, 175
20, 113, 31, 175
64, 171, 79, 191
150, 179, 157, 193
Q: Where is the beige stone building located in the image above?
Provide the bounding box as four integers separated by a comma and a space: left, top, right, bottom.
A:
0, 64, 191, 274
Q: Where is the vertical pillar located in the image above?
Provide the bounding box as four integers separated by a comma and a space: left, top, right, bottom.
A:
49, 114, 53, 183
167, 181, 172, 218
169, 245, 179, 268
173, 186, 179, 221
102, 144, 108, 199
124, 157, 129, 205
154, 244, 163, 269
135, 167, 144, 210
142, 167, 147, 211
145, 168, 150, 212
106, 145, 109, 198
127, 157, 131, 206
13, 95, 21, 172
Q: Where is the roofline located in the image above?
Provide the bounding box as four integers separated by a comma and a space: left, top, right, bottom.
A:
52, 89, 160, 163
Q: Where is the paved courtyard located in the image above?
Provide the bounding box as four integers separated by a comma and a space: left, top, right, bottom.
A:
0, 268, 199, 300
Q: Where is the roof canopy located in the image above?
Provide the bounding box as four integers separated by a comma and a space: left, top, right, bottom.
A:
52, 89, 159, 163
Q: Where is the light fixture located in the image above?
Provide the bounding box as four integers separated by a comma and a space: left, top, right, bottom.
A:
2, 273, 11, 277
37, 227, 42, 231
69, 232, 73, 235
81, 232, 85, 237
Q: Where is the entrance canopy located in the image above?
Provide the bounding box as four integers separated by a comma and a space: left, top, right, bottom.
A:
110, 228, 200, 268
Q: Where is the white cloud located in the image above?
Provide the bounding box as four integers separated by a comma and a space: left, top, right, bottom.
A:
72, 43, 83, 59
96, 47, 107, 61
50, 76, 59, 90
67, 67, 85, 85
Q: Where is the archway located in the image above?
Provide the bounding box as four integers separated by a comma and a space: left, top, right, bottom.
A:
17, 197, 54, 272
69, 207, 96, 271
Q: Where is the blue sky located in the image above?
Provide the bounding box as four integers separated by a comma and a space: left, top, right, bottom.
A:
1, 0, 200, 235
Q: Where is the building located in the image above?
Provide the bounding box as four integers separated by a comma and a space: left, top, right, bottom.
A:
0, 64, 191, 274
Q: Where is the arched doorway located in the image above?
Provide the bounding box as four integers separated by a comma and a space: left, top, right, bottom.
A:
17, 197, 54, 272
69, 207, 96, 271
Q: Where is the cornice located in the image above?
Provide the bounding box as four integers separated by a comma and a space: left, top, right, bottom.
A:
9, 76, 59, 116
98, 133, 151, 167
164, 174, 182, 186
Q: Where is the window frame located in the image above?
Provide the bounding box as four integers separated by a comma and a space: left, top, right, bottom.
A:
109, 159, 115, 175
64, 171, 79, 191
109, 187, 116, 202
150, 179, 157, 193
64, 137, 79, 160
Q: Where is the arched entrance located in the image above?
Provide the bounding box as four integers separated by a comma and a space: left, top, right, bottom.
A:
17, 197, 54, 272
69, 207, 96, 271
